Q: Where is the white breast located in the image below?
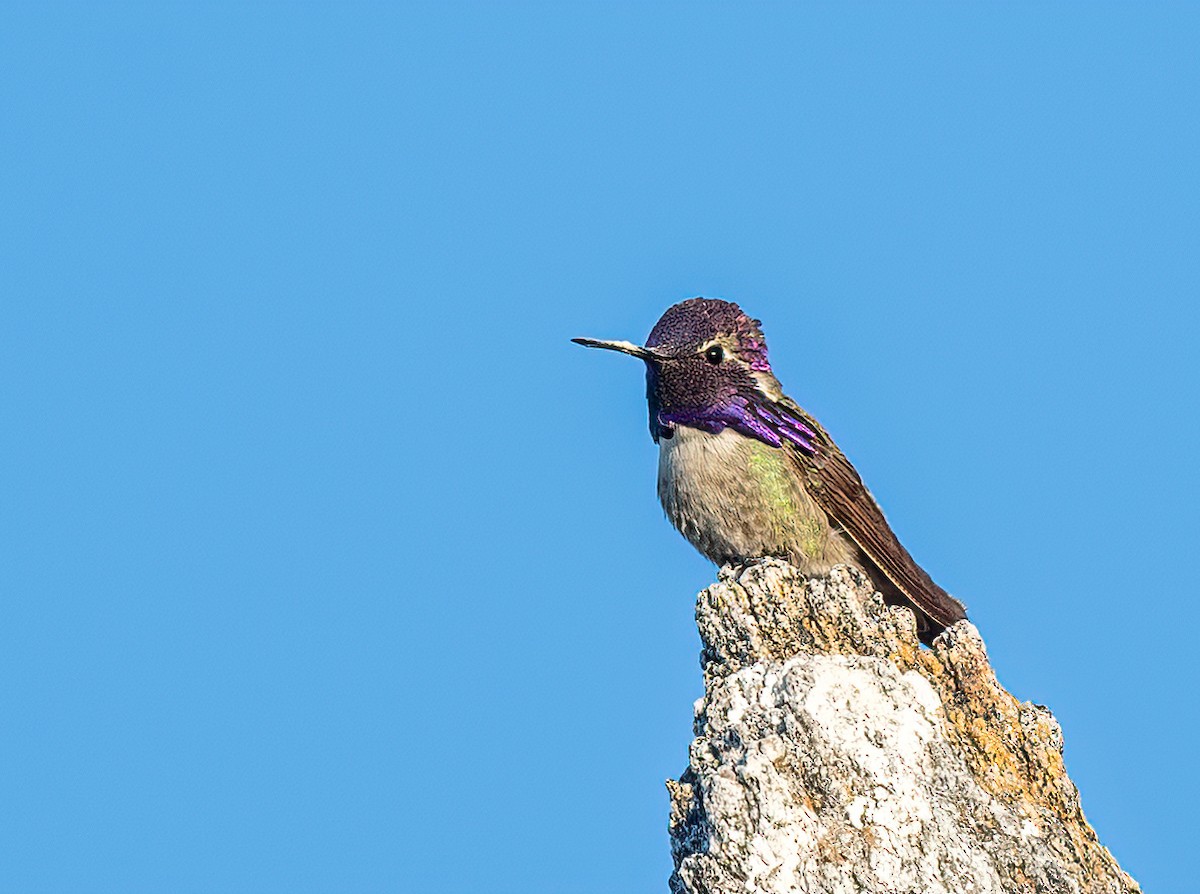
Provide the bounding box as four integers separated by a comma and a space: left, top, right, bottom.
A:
656, 427, 778, 565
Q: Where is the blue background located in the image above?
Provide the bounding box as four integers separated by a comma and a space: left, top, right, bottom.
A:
3, 4, 1196, 892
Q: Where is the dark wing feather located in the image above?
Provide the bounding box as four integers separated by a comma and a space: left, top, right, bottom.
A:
775, 397, 968, 631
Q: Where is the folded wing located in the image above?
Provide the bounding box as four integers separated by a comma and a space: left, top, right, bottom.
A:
775, 397, 968, 634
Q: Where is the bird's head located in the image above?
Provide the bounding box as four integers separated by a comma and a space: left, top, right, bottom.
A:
573, 297, 816, 452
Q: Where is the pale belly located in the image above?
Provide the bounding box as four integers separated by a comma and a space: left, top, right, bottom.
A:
656, 427, 857, 572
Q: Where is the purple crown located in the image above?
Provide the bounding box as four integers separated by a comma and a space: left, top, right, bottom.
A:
646, 298, 771, 372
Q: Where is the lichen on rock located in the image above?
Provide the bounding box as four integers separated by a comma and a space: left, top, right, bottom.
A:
668, 560, 1139, 894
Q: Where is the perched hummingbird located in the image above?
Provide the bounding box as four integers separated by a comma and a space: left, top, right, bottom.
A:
573, 297, 967, 643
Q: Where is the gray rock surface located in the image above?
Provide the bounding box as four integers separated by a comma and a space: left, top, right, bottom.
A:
667, 560, 1139, 894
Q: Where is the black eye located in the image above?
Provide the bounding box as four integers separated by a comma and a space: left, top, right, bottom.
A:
704, 345, 724, 364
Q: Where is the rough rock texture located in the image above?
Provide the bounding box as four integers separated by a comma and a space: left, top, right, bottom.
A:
667, 560, 1139, 894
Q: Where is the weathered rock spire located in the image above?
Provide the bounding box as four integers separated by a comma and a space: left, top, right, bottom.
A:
667, 560, 1139, 894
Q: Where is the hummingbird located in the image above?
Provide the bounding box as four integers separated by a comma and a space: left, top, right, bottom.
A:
573, 297, 967, 643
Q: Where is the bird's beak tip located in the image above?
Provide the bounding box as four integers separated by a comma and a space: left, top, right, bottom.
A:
571, 337, 653, 360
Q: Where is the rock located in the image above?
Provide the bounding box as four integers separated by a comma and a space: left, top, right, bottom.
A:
667, 560, 1139, 894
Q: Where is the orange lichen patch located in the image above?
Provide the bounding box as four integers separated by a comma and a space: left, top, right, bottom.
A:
814, 828, 855, 865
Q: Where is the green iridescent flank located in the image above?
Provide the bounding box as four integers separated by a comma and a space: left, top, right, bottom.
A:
747, 446, 795, 539
798, 517, 825, 561
748, 444, 825, 559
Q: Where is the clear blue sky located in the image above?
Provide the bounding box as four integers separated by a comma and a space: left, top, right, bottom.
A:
2, 4, 1197, 892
